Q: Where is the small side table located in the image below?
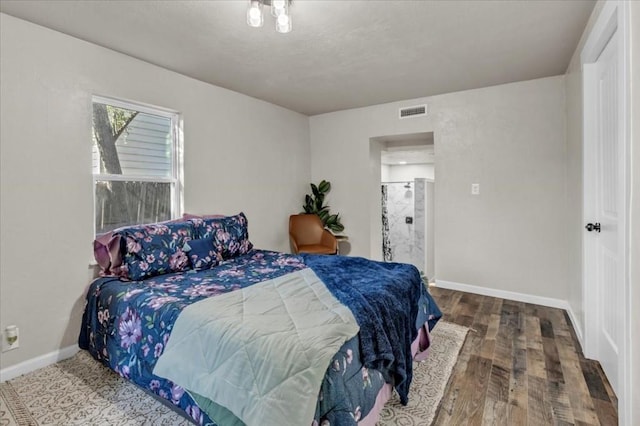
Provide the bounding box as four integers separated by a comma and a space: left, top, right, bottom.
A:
334, 235, 349, 254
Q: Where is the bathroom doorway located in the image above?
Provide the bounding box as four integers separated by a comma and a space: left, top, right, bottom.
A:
376, 132, 435, 280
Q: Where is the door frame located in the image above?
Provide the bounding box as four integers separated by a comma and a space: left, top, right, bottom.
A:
581, 1, 631, 424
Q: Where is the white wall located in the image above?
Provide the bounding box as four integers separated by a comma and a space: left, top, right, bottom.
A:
381, 164, 391, 182
0, 14, 310, 370
311, 76, 568, 301
384, 164, 434, 182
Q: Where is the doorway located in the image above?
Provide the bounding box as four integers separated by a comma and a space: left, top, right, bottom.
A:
374, 132, 435, 280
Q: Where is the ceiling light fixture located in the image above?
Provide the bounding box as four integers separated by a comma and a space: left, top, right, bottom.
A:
247, 0, 292, 33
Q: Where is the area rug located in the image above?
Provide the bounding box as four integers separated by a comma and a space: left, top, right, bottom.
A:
0, 321, 467, 426
378, 321, 468, 426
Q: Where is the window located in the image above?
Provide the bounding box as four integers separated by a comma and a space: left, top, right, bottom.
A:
92, 96, 182, 234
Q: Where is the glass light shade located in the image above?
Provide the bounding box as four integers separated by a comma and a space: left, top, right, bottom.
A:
271, 0, 286, 17
275, 12, 292, 33
247, 0, 264, 28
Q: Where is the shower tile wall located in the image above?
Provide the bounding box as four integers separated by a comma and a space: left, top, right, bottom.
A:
384, 183, 416, 266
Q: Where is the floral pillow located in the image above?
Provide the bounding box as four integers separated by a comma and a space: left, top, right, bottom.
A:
93, 218, 189, 277
218, 212, 254, 258
190, 217, 224, 240
119, 221, 195, 280
187, 237, 222, 270
191, 212, 253, 260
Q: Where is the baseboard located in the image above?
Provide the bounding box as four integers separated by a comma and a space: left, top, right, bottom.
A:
0, 344, 79, 382
434, 279, 584, 351
565, 304, 585, 352
435, 279, 572, 309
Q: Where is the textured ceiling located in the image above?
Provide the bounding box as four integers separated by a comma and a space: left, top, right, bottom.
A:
0, 0, 595, 115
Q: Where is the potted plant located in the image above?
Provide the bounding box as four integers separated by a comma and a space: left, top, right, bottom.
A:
302, 180, 345, 233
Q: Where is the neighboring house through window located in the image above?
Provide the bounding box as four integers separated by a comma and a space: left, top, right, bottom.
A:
92, 96, 183, 234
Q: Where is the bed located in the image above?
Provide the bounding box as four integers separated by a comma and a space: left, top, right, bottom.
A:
79, 215, 441, 426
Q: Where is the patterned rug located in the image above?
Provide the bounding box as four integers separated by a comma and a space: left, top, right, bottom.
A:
0, 321, 467, 426
378, 321, 468, 425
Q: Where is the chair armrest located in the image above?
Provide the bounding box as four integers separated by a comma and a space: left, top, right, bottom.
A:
320, 230, 338, 253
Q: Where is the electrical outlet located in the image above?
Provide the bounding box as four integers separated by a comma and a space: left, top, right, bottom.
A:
471, 183, 480, 195
2, 326, 19, 352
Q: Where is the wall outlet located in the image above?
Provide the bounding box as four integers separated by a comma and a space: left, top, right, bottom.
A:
471, 183, 480, 195
2, 326, 19, 352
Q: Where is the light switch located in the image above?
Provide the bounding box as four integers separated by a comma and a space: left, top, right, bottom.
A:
471, 183, 480, 195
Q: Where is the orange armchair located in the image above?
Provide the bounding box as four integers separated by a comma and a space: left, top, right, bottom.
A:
289, 214, 338, 255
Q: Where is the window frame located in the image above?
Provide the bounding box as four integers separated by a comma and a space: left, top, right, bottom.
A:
91, 95, 184, 236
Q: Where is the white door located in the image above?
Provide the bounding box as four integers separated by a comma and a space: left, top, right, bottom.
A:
585, 30, 622, 394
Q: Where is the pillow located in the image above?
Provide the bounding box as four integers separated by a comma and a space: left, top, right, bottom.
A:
119, 221, 195, 281
93, 232, 122, 275
190, 216, 224, 240
215, 212, 254, 259
190, 212, 253, 260
93, 218, 188, 277
187, 237, 222, 270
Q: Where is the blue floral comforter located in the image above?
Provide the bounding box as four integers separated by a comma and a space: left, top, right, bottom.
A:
79, 250, 441, 425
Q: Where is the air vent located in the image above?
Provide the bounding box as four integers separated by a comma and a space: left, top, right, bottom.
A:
399, 105, 427, 119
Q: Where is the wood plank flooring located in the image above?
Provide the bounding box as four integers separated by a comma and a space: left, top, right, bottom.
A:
429, 287, 618, 426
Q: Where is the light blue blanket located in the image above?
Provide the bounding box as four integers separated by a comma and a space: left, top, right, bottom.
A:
153, 268, 359, 426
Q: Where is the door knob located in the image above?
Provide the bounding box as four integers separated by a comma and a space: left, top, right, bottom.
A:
585, 222, 601, 232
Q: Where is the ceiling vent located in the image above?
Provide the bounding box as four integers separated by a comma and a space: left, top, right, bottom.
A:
399, 105, 427, 119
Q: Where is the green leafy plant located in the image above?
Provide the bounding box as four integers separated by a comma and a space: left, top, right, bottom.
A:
302, 180, 345, 233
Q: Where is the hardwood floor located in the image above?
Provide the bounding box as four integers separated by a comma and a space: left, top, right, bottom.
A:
428, 287, 618, 426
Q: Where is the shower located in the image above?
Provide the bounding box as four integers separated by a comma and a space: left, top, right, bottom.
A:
381, 181, 419, 266
403, 181, 413, 198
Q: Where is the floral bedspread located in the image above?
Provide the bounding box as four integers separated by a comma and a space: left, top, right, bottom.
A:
79, 250, 438, 425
